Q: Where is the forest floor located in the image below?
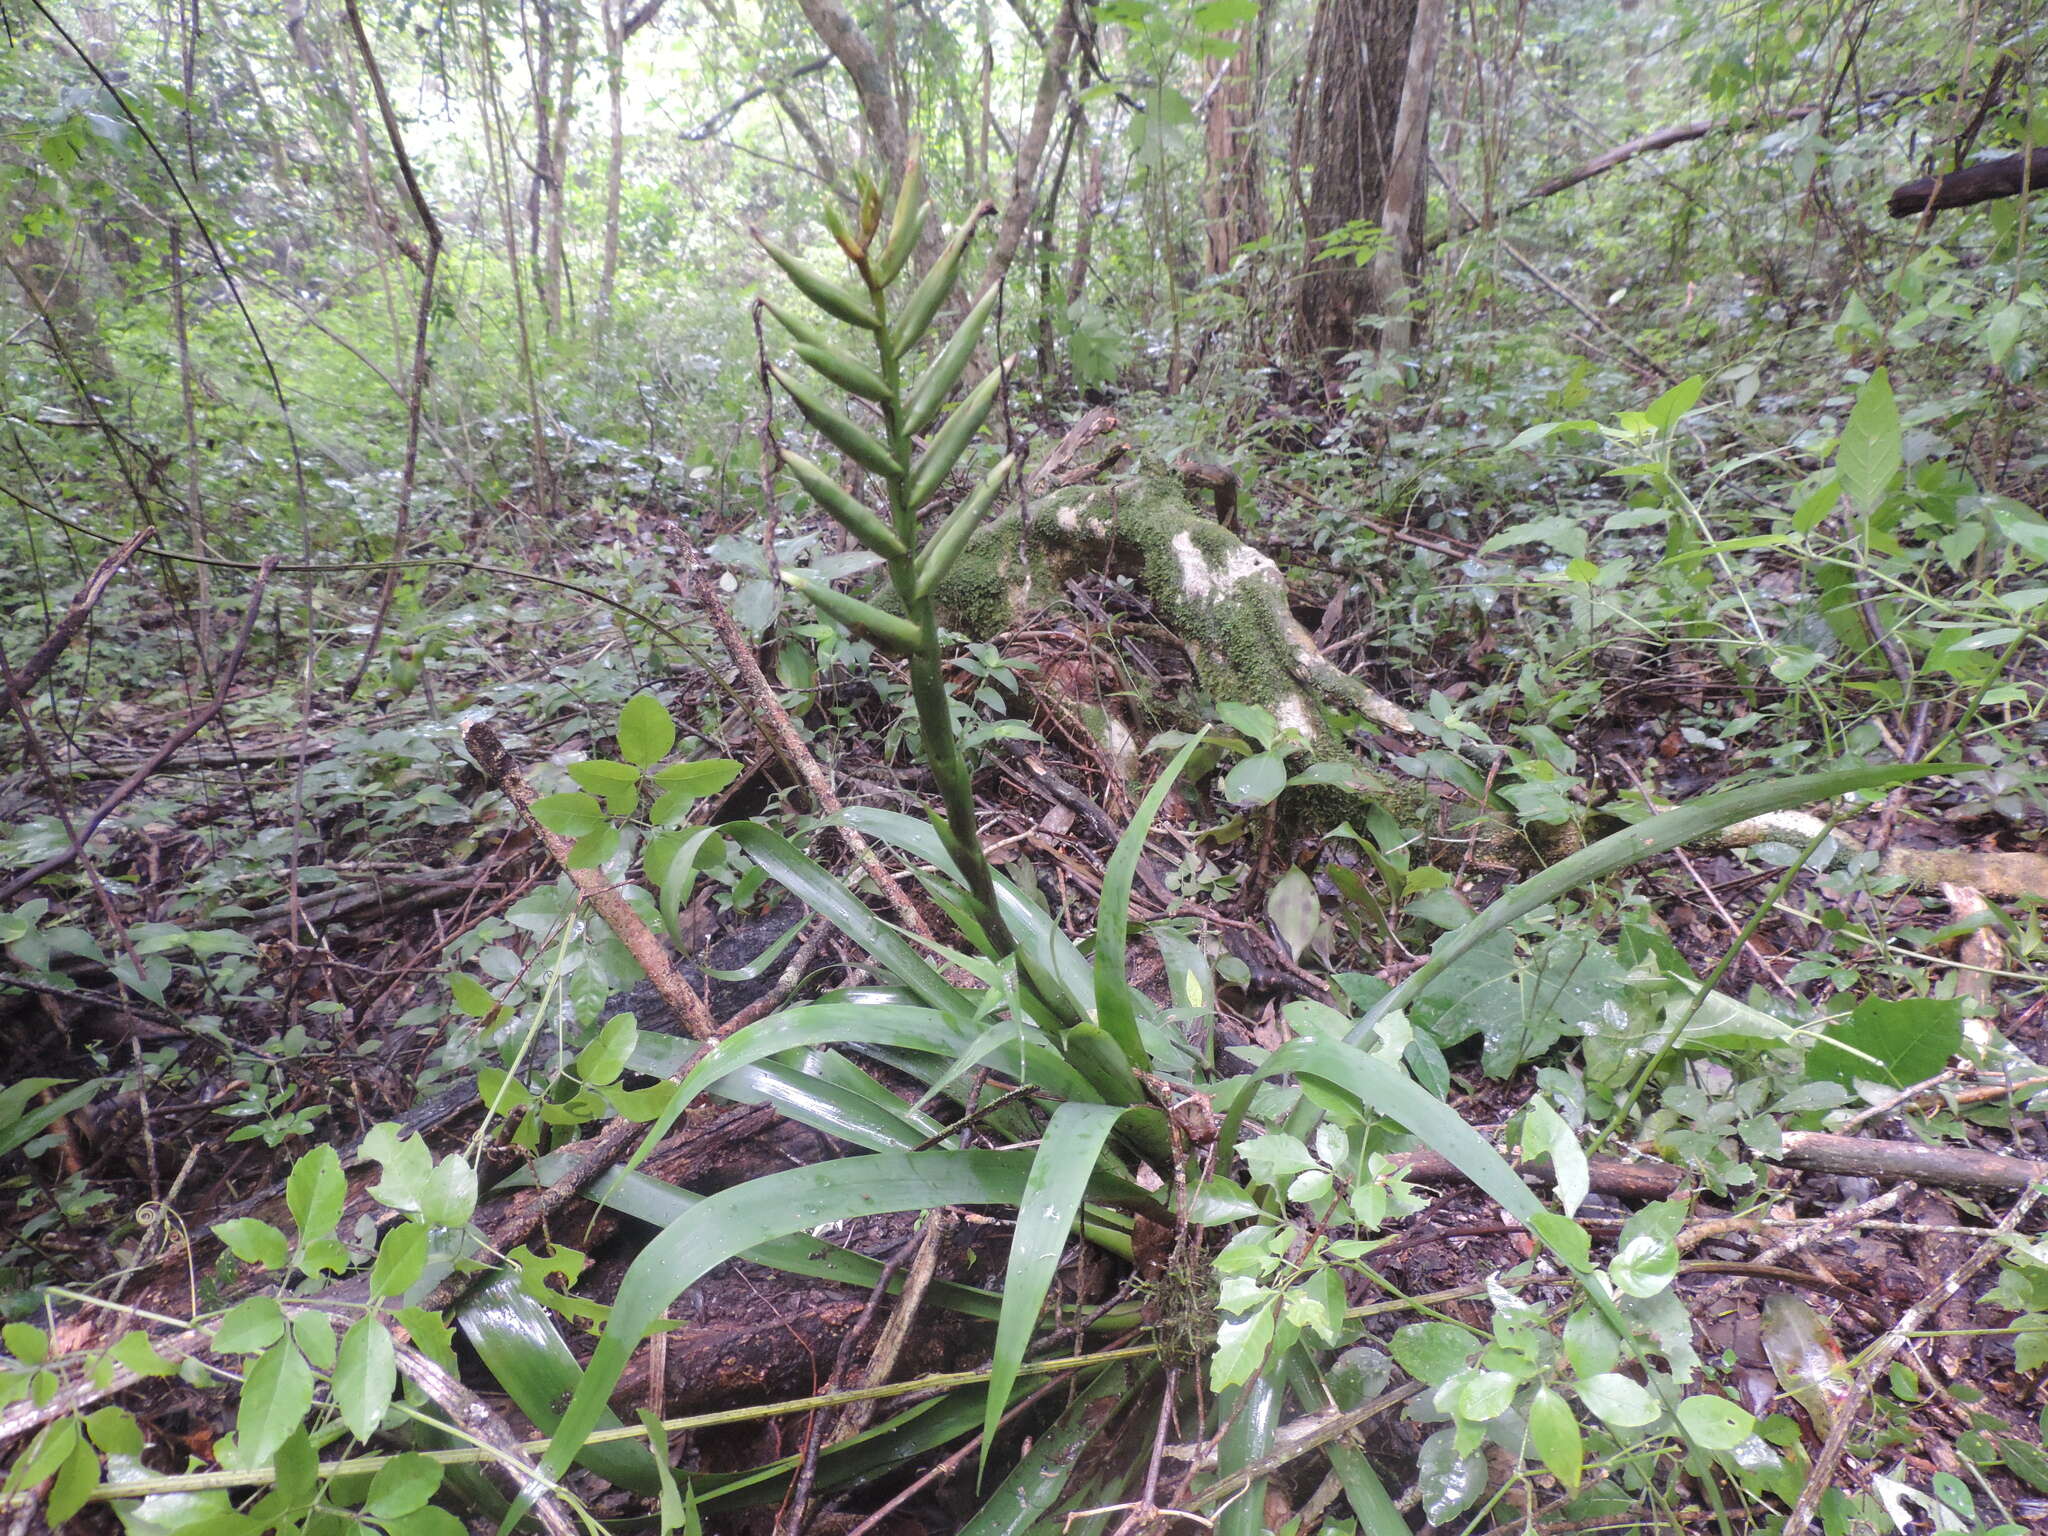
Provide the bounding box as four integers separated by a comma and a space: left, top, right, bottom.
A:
5, 386, 2048, 1533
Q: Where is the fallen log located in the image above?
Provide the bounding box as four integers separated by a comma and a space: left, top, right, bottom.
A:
1888, 148, 2048, 217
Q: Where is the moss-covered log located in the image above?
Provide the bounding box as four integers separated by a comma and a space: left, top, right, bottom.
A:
930, 472, 1414, 743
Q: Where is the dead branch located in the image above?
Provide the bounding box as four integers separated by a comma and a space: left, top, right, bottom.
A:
1889, 147, 2048, 218
1429, 108, 1816, 249
0, 556, 276, 907
460, 719, 720, 1041
0, 527, 152, 713
680, 569, 934, 941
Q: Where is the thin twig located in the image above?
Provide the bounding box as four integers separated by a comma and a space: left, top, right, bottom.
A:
1, 526, 152, 712
680, 569, 933, 939
0, 556, 276, 906
1780, 1188, 2040, 1536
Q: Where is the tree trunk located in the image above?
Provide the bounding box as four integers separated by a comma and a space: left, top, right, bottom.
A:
792, 0, 911, 179
1369, 0, 1445, 357
977, 0, 1078, 294
597, 0, 624, 332
1293, 0, 1421, 374
1201, 16, 1269, 278
542, 4, 582, 330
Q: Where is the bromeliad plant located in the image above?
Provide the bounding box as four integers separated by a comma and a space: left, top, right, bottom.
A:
751, 164, 1018, 960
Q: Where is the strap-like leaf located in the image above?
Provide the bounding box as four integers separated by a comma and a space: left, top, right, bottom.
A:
761, 297, 836, 352
1347, 759, 1957, 1046
778, 449, 907, 556
957, 1364, 1139, 1535
905, 280, 1002, 434
877, 198, 930, 289
879, 159, 926, 286
914, 454, 1015, 600
821, 198, 866, 263
753, 231, 881, 330
769, 363, 902, 479
783, 572, 924, 653
793, 339, 889, 402
722, 821, 974, 1019
981, 1103, 1129, 1474
1094, 733, 1208, 1067
888, 205, 988, 357
907, 359, 1010, 509
519, 1149, 1036, 1521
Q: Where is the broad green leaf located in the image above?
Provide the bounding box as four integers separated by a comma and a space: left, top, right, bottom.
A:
1416, 1426, 1484, 1523
370, 1222, 428, 1299
1392, 1321, 1479, 1386
1457, 1368, 1516, 1422
530, 791, 605, 837
1266, 867, 1319, 963
236, 1342, 313, 1465
1222, 749, 1288, 806
212, 1217, 288, 1271
1526, 1386, 1583, 1489
2, 1323, 45, 1365
1519, 1097, 1587, 1219
1578, 1371, 1661, 1426
285, 1145, 345, 1245
448, 974, 496, 1018
567, 824, 621, 870
420, 1152, 477, 1228
47, 1435, 100, 1525
334, 1318, 396, 1440
567, 758, 640, 815
1642, 374, 1704, 433
366, 1452, 443, 1519
651, 758, 744, 798
981, 1102, 1129, 1471
213, 1297, 286, 1354
361, 1123, 435, 1215
1838, 367, 1901, 513
1611, 1199, 1686, 1297
1676, 1394, 1757, 1450
576, 1013, 639, 1087
3, 1419, 77, 1494
1806, 995, 1963, 1090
